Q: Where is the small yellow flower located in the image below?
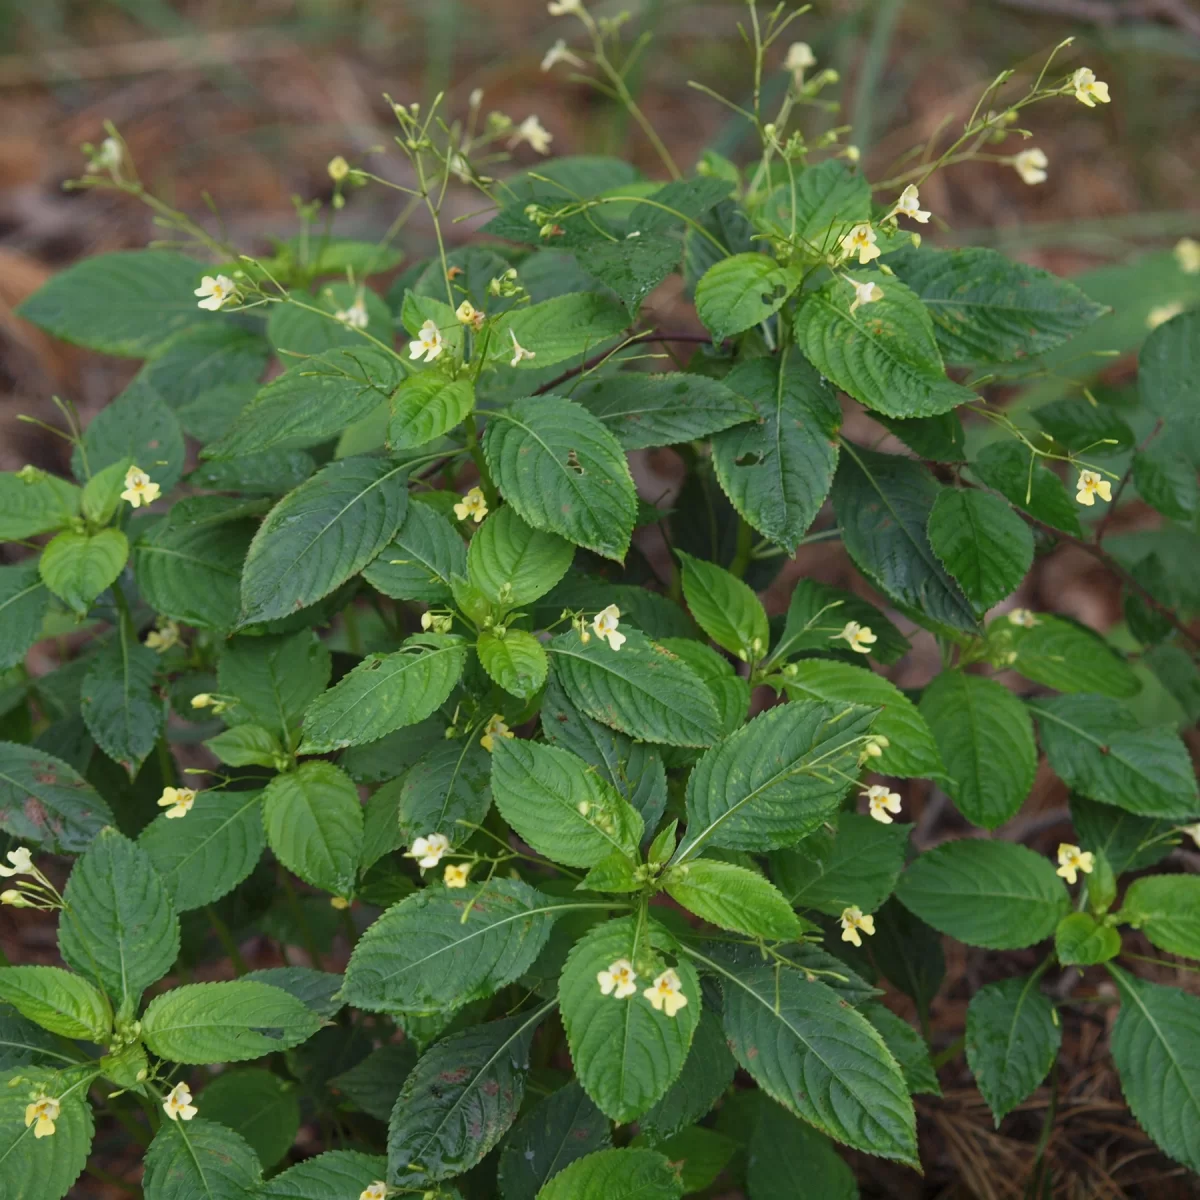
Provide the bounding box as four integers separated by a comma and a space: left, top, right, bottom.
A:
421, 611, 454, 634
1180, 824, 1200, 850
891, 184, 931, 224
444, 862, 471, 889
1147, 303, 1184, 330
334, 299, 369, 330
847, 277, 883, 314
1056, 843, 1095, 886
455, 300, 485, 331
597, 958, 638, 999
861, 734, 889, 761
785, 41, 816, 83
191, 693, 214, 709
120, 465, 161, 509
840, 223, 880, 266
328, 155, 350, 181
644, 968, 688, 1017
330, 896, 351, 910
408, 833, 451, 870
834, 621, 876, 654
864, 785, 902, 825
547, 0, 583, 13
1070, 67, 1110, 108
157, 787, 197, 820
1008, 608, 1040, 628
509, 115, 553, 155
592, 604, 626, 651
1075, 469, 1111, 507
0, 889, 28, 907
480, 713, 514, 753
839, 905, 875, 948
1013, 148, 1049, 186
360, 1184, 388, 1200
24, 1094, 60, 1139
508, 328, 536, 367
144, 621, 181, 653
0, 847, 34, 878
453, 486, 488, 523
1174, 237, 1200, 275
194, 275, 236, 312
408, 319, 445, 363
843, 144, 861, 164
162, 1082, 197, 1122
542, 38, 584, 72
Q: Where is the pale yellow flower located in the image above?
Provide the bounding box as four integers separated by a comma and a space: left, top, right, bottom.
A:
0, 889, 28, 907
455, 300, 485, 331
328, 156, 350, 181
408, 319, 445, 363
785, 41, 816, 83
861, 735, 889, 761
508, 328, 536, 367
421, 611, 453, 634
330, 896, 351, 910
542, 39, 584, 72
453, 486, 488, 523
360, 1184, 388, 1200
1070, 67, 1110, 108
592, 604, 626, 651
194, 275, 236, 312
120, 465, 161, 509
1174, 237, 1200, 275
480, 713, 514, 753
0, 847, 34, 878
644, 968, 688, 1017
334, 299, 369, 330
597, 957, 638, 999
843, 144, 861, 164
162, 1082, 197, 1122
847, 278, 883, 314
1075, 469, 1111, 507
444, 862, 471, 889
1013, 148, 1048, 186
408, 833, 451, 870
547, 0, 583, 13
1056, 843, 1095, 886
157, 787, 196, 820
864, 785, 902, 825
835, 621, 877, 654
1180, 824, 1200, 850
840, 223, 880, 265
509, 115, 553, 155
891, 184, 931, 224
191, 693, 214, 709
24, 1094, 60, 1139
145, 622, 181, 653
1147, 302, 1184, 330
839, 905, 875, 948
1008, 608, 1040, 628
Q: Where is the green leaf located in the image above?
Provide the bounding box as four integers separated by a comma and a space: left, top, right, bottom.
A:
263, 762, 363, 897
574, 372, 755, 450
478, 628, 548, 700
1054, 912, 1121, 965
74, 384, 186, 492
267, 283, 392, 356
965, 974, 1060, 1125
80, 637, 165, 777
889, 245, 1106, 364
537, 1148, 682, 1200
775, 579, 909, 666
796, 275, 975, 418
133, 323, 269, 411
16, 250, 207, 356
678, 700, 876, 857
197, 1068, 299, 1170
239, 456, 409, 626
763, 158, 870, 247
0, 1004, 63, 1071
260, 1151, 388, 1200
242, 967, 344, 1018
665, 859, 799, 940
57, 827, 178, 1012
142, 980, 322, 1064
656, 637, 749, 737
467, 506, 574, 608
547, 629, 721, 748
832, 446, 977, 632
299, 634, 467, 753
0, 1066, 93, 1200
0, 563, 49, 670
927, 489, 1033, 611
491, 739, 643, 867
0, 966, 110, 1040
895, 839, 1069, 950
39, 529, 128, 615
578, 234, 682, 312
1033, 398, 1133, 456
342, 878, 564, 1012
745, 1095, 858, 1200
329, 1047, 415, 1121
715, 959, 917, 1166
364, 501, 466, 603
499, 1082, 611, 1200
694, 253, 800, 342
1030, 694, 1199, 819
1108, 965, 1200, 1172
142, 1117, 261, 1200
876, 410, 966, 463
484, 396, 637, 562
678, 551, 768, 663
969, 440, 1082, 537
218, 631, 331, 743
711, 355, 840, 553
862, 1003, 941, 1096
869, 899, 944, 1013
1138, 308, 1200, 420
771, 812, 909, 917
388, 372, 474, 451
0, 471, 79, 541
0, 742, 113, 853
781, 660, 942, 779
496, 294, 628, 369
636, 1127, 733, 1193
189, 449, 316, 496
394, 737, 492, 846
205, 724, 284, 768
629, 177, 732, 234
1070, 794, 1170, 876
1133, 443, 1198, 521
206, 346, 403, 459
559, 918, 699, 1123
638, 1007, 735, 1142
1119, 875, 1200, 959
1008, 616, 1140, 698
388, 1007, 548, 1186
919, 671, 1036, 829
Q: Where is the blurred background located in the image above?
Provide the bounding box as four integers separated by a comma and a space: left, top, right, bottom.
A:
2, 1, 1199, 1196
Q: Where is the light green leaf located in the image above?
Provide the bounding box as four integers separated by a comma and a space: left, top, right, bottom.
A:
538, 1148, 682, 1200
0, 966, 110, 1041
919, 671, 1036, 829
342, 879, 564, 1012
74, 384, 186, 493
239, 456, 409, 626
745, 1095, 858, 1200
478, 628, 549, 699
1138, 307, 1200, 420
260, 1151, 389, 1200
200, 1068, 300, 1170
1030, 694, 1199, 819
141, 980, 322, 1064
58, 828, 179, 1012
80, 636, 165, 777
694, 253, 801, 342
496, 293, 629, 369
204, 724, 284, 768
39, 528, 128, 615
142, 1117, 261, 1200
491, 739, 643, 867
895, 839, 1069, 950
388, 373, 474, 450
262, 762, 363, 897
364, 501, 466, 603
969, 439, 1083, 537
484, 396, 637, 562
678, 551, 768, 663
1054, 912, 1121, 965
82, 460, 130, 525
765, 158, 870, 245
218, 631, 331, 743
0, 471, 79, 542
678, 700, 876, 857
395, 737, 492, 846
775, 579, 909, 666
927, 489, 1033, 611
862, 1003, 941, 1096
1008, 616, 1140, 698
468, 506, 574, 608
0, 1066, 93, 1200
965, 973, 1060, 1125
299, 634, 467, 753
267, 283, 392, 356
0, 563, 49, 670
499, 1082, 611, 1200
1119, 875, 1200, 960
665, 859, 800, 940
0, 742, 114, 853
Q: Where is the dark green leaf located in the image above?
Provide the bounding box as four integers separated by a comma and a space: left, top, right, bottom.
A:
745, 1095, 858, 1200
267, 283, 392, 356
363, 501, 466, 603
0, 563, 48, 671
218, 631, 331, 743
39, 529, 128, 615
200, 1068, 300, 1169
678, 551, 769, 662
927, 489, 1033, 610
775, 579, 909, 666
259, 1151, 389, 1200
537, 1148, 682, 1200
74, 384, 186, 493
0, 742, 114, 853
695, 253, 801, 342
862, 1003, 940, 1096
468, 507, 573, 607
142, 1117, 261, 1200
969, 440, 1082, 537
1138, 308, 1200, 420
80, 637, 165, 777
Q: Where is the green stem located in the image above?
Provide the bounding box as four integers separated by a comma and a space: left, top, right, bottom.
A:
728, 518, 754, 579
930, 1034, 965, 1069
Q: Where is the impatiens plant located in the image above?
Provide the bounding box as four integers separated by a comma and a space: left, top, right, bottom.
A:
3, 3, 1200, 1195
